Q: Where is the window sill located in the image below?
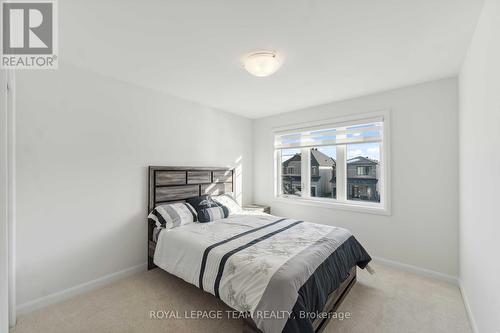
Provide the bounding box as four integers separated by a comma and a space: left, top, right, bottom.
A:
272, 196, 391, 216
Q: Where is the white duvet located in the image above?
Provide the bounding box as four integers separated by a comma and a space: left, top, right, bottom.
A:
154, 212, 280, 289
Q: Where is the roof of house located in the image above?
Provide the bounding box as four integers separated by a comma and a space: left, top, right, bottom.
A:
282, 153, 301, 166
347, 156, 379, 165
283, 149, 336, 167
311, 148, 335, 167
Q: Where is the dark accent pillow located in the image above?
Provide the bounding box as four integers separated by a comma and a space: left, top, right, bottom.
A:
187, 195, 229, 223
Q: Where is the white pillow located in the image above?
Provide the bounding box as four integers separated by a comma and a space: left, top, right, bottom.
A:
213, 193, 243, 215
148, 202, 197, 229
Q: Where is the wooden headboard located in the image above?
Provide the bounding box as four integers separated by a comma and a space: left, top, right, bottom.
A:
147, 166, 234, 269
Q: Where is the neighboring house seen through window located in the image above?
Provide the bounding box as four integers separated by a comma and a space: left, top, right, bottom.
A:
280, 148, 301, 196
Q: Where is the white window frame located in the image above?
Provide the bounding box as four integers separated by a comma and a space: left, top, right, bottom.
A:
273, 110, 391, 216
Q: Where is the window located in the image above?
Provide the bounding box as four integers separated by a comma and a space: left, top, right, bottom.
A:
310, 147, 336, 199
274, 112, 389, 213
280, 148, 301, 196
357, 166, 370, 176
347, 142, 380, 202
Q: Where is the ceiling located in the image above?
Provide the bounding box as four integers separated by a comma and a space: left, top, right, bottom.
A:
61, 0, 484, 118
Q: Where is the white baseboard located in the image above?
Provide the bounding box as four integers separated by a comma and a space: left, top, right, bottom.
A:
459, 282, 478, 333
371, 256, 459, 285
16, 262, 147, 315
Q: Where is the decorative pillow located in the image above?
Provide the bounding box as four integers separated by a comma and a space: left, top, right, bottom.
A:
213, 193, 243, 215
148, 202, 197, 229
187, 195, 229, 223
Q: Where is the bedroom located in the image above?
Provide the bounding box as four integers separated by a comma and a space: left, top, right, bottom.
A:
0, 0, 498, 332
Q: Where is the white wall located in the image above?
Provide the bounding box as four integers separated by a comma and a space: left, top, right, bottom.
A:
253, 78, 459, 277
0, 70, 9, 332
459, 0, 500, 332
15, 63, 253, 307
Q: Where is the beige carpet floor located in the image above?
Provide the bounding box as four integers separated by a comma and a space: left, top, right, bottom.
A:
10, 263, 472, 333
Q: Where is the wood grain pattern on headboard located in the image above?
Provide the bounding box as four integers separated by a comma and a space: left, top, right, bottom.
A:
147, 166, 234, 269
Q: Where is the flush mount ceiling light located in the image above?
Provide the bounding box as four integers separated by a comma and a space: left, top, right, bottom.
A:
243, 51, 282, 77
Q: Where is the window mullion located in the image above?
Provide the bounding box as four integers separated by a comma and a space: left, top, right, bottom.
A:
336, 145, 346, 201
274, 150, 281, 197
301, 147, 310, 198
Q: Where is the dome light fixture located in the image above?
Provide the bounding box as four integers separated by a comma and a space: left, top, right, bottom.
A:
243, 51, 282, 77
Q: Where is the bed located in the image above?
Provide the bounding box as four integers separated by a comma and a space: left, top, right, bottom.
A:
147, 166, 371, 333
